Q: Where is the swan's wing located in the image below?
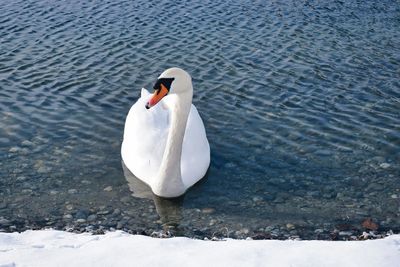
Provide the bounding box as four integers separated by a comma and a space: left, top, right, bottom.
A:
181, 105, 210, 187
121, 89, 170, 185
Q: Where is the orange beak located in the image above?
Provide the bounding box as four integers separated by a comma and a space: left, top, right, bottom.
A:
145, 84, 169, 109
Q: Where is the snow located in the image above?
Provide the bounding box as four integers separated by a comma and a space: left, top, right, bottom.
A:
0, 230, 399, 267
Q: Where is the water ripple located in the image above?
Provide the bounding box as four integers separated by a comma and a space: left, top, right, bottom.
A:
0, 0, 399, 238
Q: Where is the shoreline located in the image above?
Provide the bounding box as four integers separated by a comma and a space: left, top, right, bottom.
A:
0, 226, 398, 242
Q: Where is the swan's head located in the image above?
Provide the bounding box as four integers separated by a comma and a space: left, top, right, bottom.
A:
145, 67, 192, 109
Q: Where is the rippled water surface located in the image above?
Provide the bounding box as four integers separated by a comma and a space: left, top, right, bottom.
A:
1, 0, 399, 239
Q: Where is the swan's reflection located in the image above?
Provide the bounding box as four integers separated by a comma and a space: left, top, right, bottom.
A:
121, 161, 184, 232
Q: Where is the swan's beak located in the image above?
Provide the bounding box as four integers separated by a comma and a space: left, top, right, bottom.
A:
145, 84, 169, 109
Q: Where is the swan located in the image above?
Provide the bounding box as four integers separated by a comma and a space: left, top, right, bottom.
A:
121, 68, 210, 198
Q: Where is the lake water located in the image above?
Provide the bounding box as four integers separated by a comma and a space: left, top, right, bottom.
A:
1, 0, 399, 240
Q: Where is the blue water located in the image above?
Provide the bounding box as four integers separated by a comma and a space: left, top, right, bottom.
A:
0, 0, 399, 239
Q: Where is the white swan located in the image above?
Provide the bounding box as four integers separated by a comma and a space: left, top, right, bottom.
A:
121, 68, 210, 198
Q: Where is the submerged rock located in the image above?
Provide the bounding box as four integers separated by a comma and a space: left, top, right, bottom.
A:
0, 217, 11, 226
87, 215, 97, 222
103, 186, 113, 192
286, 223, 295, 230
338, 231, 353, 236
21, 140, 33, 147
362, 218, 379, 231
9, 147, 20, 153
63, 214, 73, 220
68, 189, 78, 194
201, 208, 215, 214
379, 163, 391, 169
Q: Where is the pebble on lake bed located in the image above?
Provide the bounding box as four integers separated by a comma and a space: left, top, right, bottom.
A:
9, 147, 20, 153
201, 208, 215, 214
63, 214, 73, 220
252, 196, 263, 202
87, 215, 97, 222
362, 218, 379, 231
21, 140, 33, 146
379, 163, 390, 169
103, 186, 113, 192
314, 229, 324, 234
338, 231, 353, 236
68, 189, 78, 194
286, 223, 295, 230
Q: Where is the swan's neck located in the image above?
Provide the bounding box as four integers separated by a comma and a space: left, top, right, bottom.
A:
153, 90, 192, 197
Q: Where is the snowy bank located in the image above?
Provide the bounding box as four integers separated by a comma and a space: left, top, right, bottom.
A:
0, 230, 399, 267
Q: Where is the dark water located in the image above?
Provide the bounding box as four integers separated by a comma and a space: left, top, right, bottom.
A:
1, 0, 399, 240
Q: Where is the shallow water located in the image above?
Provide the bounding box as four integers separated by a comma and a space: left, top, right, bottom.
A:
1, 0, 399, 239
